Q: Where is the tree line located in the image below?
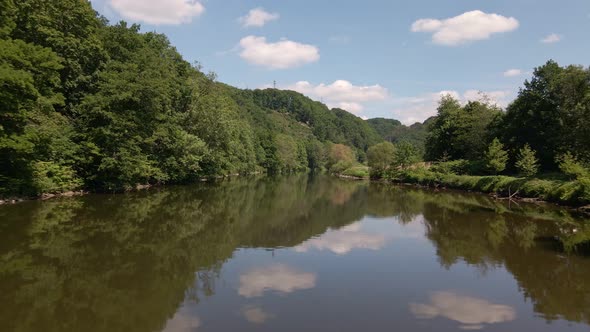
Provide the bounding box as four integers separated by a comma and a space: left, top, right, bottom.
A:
0, 0, 381, 197
367, 60, 590, 206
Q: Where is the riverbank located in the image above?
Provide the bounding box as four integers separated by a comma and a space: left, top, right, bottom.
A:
385, 168, 590, 212
0, 172, 264, 205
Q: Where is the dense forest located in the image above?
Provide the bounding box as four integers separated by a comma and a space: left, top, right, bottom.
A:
0, 0, 382, 197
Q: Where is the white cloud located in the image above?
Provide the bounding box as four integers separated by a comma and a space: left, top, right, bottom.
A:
410, 291, 516, 330
411, 10, 519, 45
392, 90, 513, 125
108, 0, 204, 25
295, 222, 387, 255
238, 265, 316, 298
241, 305, 274, 324
284, 80, 389, 115
503, 69, 523, 77
541, 33, 562, 44
239, 8, 279, 27
239, 36, 320, 69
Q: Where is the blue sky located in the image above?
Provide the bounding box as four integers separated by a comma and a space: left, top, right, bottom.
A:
90, 0, 590, 124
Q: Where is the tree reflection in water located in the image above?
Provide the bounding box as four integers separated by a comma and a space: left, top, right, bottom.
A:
1, 175, 590, 331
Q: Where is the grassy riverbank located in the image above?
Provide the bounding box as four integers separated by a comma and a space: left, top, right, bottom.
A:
388, 168, 590, 208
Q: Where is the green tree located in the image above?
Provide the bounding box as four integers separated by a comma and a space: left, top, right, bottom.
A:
425, 95, 502, 162
515, 144, 539, 177
485, 138, 508, 174
367, 142, 396, 178
500, 60, 590, 169
393, 141, 419, 169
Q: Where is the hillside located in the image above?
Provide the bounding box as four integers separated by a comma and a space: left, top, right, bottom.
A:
0, 0, 383, 197
366, 117, 432, 155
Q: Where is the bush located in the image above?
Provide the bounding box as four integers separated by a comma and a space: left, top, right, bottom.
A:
32, 161, 83, 194
557, 152, 589, 180
430, 160, 470, 175
341, 165, 369, 178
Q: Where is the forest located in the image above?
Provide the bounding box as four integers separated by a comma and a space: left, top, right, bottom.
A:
0, 0, 384, 197
368, 60, 590, 207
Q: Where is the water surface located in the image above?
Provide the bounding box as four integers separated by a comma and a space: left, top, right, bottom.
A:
1, 175, 590, 331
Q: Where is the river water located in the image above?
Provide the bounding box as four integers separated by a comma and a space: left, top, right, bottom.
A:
1, 174, 589, 331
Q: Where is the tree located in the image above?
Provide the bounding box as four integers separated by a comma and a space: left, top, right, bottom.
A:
393, 141, 419, 169
367, 142, 396, 178
327, 143, 355, 173
425, 95, 501, 161
500, 60, 590, 169
515, 144, 539, 177
485, 138, 508, 174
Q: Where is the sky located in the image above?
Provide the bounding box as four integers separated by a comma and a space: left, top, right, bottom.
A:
89, 0, 590, 124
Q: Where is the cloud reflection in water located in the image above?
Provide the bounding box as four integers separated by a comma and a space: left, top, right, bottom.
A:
294, 223, 387, 255
239, 264, 316, 298
410, 291, 516, 330
241, 305, 274, 324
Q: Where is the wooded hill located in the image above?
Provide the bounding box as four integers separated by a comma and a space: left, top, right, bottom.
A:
0, 0, 391, 196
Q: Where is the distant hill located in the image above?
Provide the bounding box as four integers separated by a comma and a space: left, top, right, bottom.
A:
366, 117, 432, 154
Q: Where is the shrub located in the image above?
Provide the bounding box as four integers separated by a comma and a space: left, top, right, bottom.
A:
32, 161, 83, 194
341, 166, 369, 178
430, 160, 470, 175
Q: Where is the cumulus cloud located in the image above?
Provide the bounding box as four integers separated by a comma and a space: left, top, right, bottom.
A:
295, 222, 388, 255
241, 305, 274, 324
238, 265, 316, 298
284, 80, 389, 115
503, 69, 523, 77
392, 90, 513, 125
410, 291, 516, 330
411, 10, 519, 45
239, 36, 320, 69
108, 0, 204, 25
541, 33, 562, 44
239, 8, 279, 27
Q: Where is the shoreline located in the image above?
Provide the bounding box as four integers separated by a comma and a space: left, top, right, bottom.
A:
332, 172, 590, 215
384, 177, 590, 216
0, 172, 263, 206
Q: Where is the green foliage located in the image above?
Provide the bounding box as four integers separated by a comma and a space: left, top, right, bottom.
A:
367, 118, 429, 157
31, 161, 82, 193
393, 141, 420, 169
367, 142, 396, 178
425, 95, 502, 161
391, 168, 590, 206
500, 60, 590, 169
326, 143, 356, 173
485, 138, 508, 174
1, 2, 382, 196
516, 144, 540, 177
557, 152, 589, 180
430, 160, 470, 175
341, 165, 370, 178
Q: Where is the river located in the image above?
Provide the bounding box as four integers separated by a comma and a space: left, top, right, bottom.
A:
1, 174, 589, 331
